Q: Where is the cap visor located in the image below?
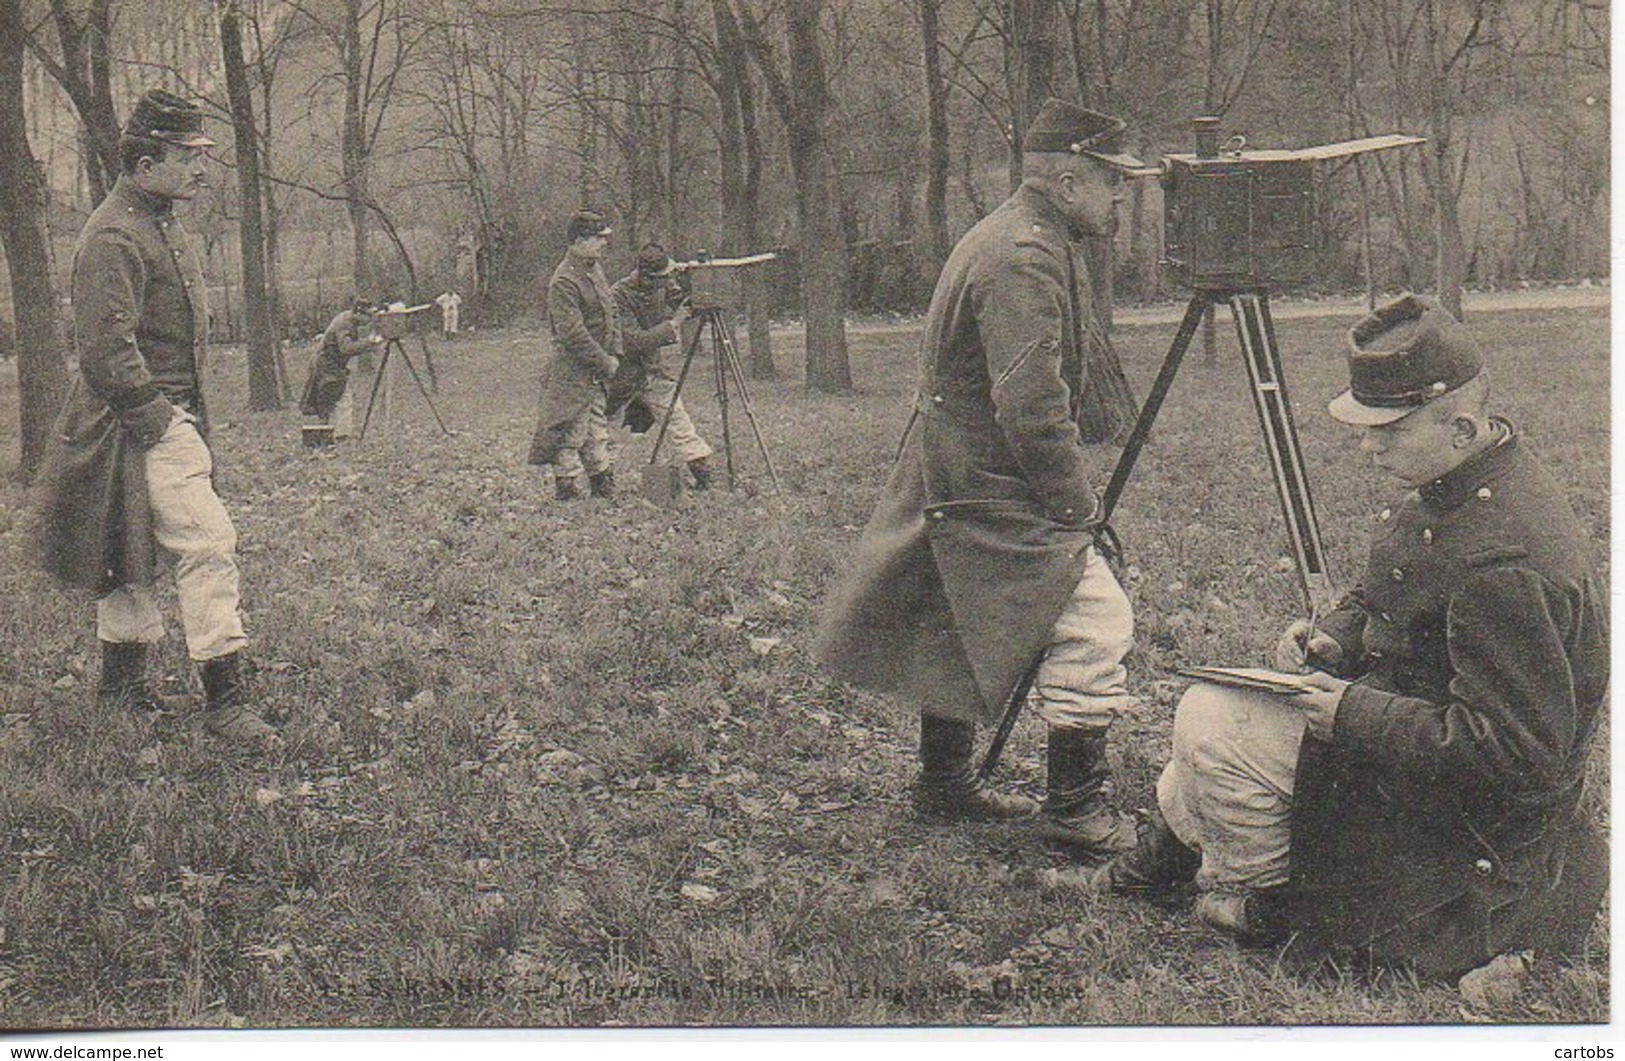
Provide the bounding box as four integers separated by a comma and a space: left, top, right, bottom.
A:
1084, 148, 1149, 172
155, 132, 217, 148
1327, 390, 1416, 427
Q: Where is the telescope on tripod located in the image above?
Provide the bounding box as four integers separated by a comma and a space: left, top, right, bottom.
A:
650, 251, 782, 492
359, 302, 453, 439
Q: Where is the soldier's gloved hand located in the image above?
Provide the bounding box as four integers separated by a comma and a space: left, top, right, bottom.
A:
119, 395, 176, 450
600, 355, 621, 382
1274, 619, 1344, 673
670, 302, 693, 330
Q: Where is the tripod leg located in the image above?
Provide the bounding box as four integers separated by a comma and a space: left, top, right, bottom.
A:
391, 339, 454, 436
1229, 291, 1336, 612
651, 320, 707, 464
714, 313, 782, 492
713, 321, 735, 488
416, 334, 440, 394
1098, 293, 1210, 520
358, 342, 391, 440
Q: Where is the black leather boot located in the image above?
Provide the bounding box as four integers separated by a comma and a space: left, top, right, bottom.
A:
687, 456, 714, 490
1038, 726, 1136, 856
555, 475, 583, 501
1096, 807, 1201, 893
588, 470, 617, 498
1195, 885, 1293, 947
912, 713, 1038, 823
198, 652, 278, 748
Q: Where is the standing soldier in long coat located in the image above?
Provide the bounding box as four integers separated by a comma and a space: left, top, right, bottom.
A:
816, 99, 1146, 856
528, 210, 621, 500
34, 89, 277, 748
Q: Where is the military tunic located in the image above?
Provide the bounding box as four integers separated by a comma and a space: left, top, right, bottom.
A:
36, 176, 212, 593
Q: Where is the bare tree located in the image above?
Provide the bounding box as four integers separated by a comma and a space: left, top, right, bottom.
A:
25, 0, 122, 205
218, 0, 279, 409
918, 0, 952, 277
0, 1, 70, 480
732, 0, 850, 391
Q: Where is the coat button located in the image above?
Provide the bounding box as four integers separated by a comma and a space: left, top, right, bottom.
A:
1477, 487, 1492, 501
1474, 859, 1493, 877
1379, 611, 1393, 622
930, 510, 945, 521
1378, 508, 1392, 522
1422, 528, 1433, 544
1390, 568, 1404, 582
931, 394, 944, 404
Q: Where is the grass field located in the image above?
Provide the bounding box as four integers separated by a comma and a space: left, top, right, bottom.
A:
0, 303, 1608, 1029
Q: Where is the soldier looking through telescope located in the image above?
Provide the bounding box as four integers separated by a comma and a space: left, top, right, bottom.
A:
299, 298, 382, 442
606, 243, 715, 491
816, 98, 1147, 858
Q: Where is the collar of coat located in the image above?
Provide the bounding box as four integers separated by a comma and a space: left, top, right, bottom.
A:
110, 174, 177, 219
1418, 416, 1519, 512
1013, 184, 1090, 244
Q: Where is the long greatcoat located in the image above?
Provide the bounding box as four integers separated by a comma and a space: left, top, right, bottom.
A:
1282, 427, 1609, 979
528, 252, 621, 465
35, 177, 211, 595
815, 186, 1136, 725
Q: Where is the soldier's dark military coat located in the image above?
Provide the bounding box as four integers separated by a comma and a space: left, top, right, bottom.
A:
528, 253, 621, 466
300, 309, 375, 419
35, 176, 211, 594
1284, 425, 1609, 979
815, 185, 1134, 725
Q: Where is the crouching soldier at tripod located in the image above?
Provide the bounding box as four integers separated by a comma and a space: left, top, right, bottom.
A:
299, 298, 382, 439
529, 209, 620, 500
34, 89, 277, 749
607, 243, 715, 490
1073, 295, 1608, 982
816, 99, 1147, 858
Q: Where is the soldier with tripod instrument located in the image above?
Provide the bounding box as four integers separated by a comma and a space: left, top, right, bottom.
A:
606, 243, 715, 491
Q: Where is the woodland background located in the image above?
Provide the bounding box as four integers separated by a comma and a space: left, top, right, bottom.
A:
0, 0, 1609, 481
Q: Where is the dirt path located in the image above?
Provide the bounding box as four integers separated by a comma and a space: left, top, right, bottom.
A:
846, 284, 1610, 334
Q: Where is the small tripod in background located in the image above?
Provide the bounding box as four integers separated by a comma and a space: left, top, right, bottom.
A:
359, 305, 453, 440
650, 255, 781, 491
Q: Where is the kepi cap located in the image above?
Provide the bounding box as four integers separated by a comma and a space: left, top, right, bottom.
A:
1023, 98, 1148, 173
1328, 294, 1484, 426
567, 209, 613, 242
123, 88, 216, 148
636, 242, 675, 277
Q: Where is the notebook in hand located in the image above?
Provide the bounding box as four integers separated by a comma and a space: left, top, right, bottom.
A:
1176, 666, 1315, 694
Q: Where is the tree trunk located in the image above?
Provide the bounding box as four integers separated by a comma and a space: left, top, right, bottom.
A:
1005, 0, 1059, 190
0, 5, 69, 480
920, 0, 951, 280
35, 0, 122, 205
220, 1, 280, 411
711, 0, 774, 377
342, 0, 371, 295
783, 1, 850, 391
